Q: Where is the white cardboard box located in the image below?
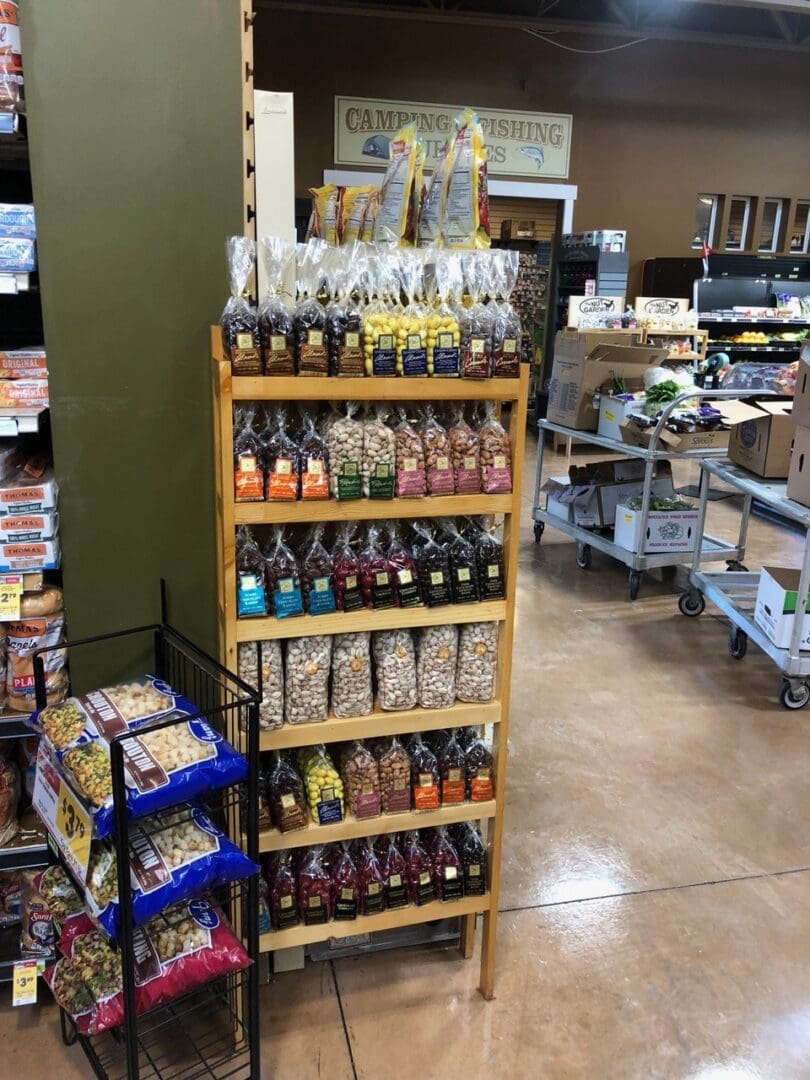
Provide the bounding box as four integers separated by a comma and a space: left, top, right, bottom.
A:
545, 475, 574, 522
613, 504, 699, 554
754, 566, 810, 651
597, 394, 644, 441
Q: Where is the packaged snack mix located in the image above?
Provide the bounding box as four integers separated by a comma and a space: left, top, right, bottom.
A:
431, 828, 464, 901
448, 406, 481, 494
331, 844, 359, 921
355, 839, 386, 915
284, 637, 332, 725
465, 734, 495, 802
372, 629, 417, 711
267, 752, 308, 833
470, 518, 505, 599
294, 240, 329, 375
373, 124, 418, 247
264, 527, 304, 619
341, 740, 380, 816
360, 525, 395, 610
479, 402, 513, 493
417, 141, 451, 249
326, 401, 363, 499
378, 835, 408, 908
444, 521, 479, 604
428, 251, 462, 376
265, 408, 300, 501
363, 248, 398, 376
238, 640, 283, 730
360, 190, 380, 243
268, 851, 299, 930
409, 734, 439, 812
258, 235, 296, 375
309, 184, 340, 246
235, 526, 267, 617
402, 830, 435, 906
421, 406, 454, 495
298, 847, 332, 924
362, 404, 395, 498
339, 185, 376, 245
438, 731, 466, 806
394, 409, 427, 497
386, 521, 421, 608
233, 406, 264, 503
441, 109, 490, 251
413, 523, 451, 608
300, 525, 336, 616
299, 412, 330, 500
332, 522, 363, 612
416, 624, 458, 707
490, 248, 522, 377
326, 244, 366, 377
331, 634, 373, 719
220, 236, 261, 375
396, 250, 428, 376
459, 251, 495, 379
378, 735, 412, 813
301, 746, 343, 824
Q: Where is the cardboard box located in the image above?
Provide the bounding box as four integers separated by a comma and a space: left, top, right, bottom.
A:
0, 237, 35, 272
0, 379, 48, 408
597, 394, 645, 441
559, 459, 674, 528
791, 356, 810, 429
500, 219, 536, 240
546, 334, 663, 431
0, 349, 47, 380
619, 399, 765, 454
727, 401, 793, 478
0, 204, 36, 239
566, 295, 626, 329
614, 503, 698, 554
755, 566, 810, 651
634, 297, 689, 321
787, 424, 810, 507
544, 475, 574, 522
0, 537, 60, 571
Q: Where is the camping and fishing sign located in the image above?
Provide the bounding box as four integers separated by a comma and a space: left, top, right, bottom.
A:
334, 96, 572, 179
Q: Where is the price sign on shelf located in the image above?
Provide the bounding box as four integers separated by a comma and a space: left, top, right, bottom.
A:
32, 743, 92, 882
0, 574, 22, 621
12, 960, 42, 1007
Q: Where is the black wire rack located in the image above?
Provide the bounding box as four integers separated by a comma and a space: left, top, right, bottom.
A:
34, 618, 260, 1080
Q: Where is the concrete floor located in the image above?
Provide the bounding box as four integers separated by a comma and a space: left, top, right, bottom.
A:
5, 434, 810, 1079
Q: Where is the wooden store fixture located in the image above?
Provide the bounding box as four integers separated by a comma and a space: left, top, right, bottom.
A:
211, 328, 529, 999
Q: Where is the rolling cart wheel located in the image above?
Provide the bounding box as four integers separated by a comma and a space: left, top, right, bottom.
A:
576, 542, 591, 570
779, 680, 810, 710
678, 591, 705, 617
726, 561, 749, 572
628, 571, 642, 601
534, 522, 545, 543
728, 628, 747, 660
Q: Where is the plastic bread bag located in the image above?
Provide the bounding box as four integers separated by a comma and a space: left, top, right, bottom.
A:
456, 622, 498, 703
479, 401, 513, 493
258, 235, 296, 375
417, 141, 451, 249
235, 526, 267, 618
402, 829, 435, 905
233, 406, 264, 503
326, 400, 363, 499
294, 240, 329, 375
309, 184, 340, 246
299, 411, 330, 500
372, 628, 417, 711
0, 751, 19, 846
363, 247, 398, 376
264, 752, 306, 834
394, 407, 427, 498
265, 407, 300, 501
441, 108, 490, 251
395, 249, 428, 376
447, 404, 481, 494
326, 243, 366, 377
238, 640, 283, 730
459, 251, 495, 378
412, 521, 451, 608
428, 251, 462, 376
373, 124, 418, 247
298, 846, 332, 925
332, 521, 363, 612
416, 624, 458, 708
362, 403, 395, 498
490, 248, 522, 377
431, 827, 464, 901
421, 405, 454, 495
300, 525, 336, 616
56, 710, 248, 840
264, 527, 304, 619
220, 236, 261, 375
340, 185, 376, 246
82, 805, 258, 938
468, 516, 505, 599
442, 519, 479, 604
385, 520, 421, 608
6, 608, 66, 713
360, 525, 395, 610
284, 636, 332, 725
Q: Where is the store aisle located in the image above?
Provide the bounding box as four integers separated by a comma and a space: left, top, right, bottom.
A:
259, 434, 810, 1079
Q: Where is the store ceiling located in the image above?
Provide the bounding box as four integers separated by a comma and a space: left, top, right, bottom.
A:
262, 0, 810, 52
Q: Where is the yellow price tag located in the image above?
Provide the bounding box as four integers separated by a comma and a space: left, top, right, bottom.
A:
55, 781, 92, 880
12, 960, 39, 1006
0, 575, 21, 621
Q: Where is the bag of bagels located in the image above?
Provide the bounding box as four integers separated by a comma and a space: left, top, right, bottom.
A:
6, 586, 66, 712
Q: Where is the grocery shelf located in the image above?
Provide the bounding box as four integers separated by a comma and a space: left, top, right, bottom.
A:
259, 893, 490, 952
0, 711, 33, 738
230, 374, 524, 402
0, 406, 47, 436
260, 700, 499, 751
699, 315, 810, 325
258, 800, 496, 853
706, 343, 802, 353
0, 924, 52, 983
235, 600, 508, 642
0, 840, 49, 873
0, 272, 32, 295
234, 493, 512, 525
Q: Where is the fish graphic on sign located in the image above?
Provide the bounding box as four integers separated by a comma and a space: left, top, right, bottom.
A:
362, 134, 391, 160
520, 146, 545, 171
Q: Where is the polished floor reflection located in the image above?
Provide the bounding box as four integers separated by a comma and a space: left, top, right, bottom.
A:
4, 435, 809, 1079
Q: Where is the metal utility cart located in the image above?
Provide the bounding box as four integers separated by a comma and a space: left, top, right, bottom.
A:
532, 390, 752, 600
678, 459, 810, 710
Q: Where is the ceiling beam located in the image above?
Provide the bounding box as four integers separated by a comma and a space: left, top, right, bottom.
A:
260, 0, 810, 52
681, 0, 810, 13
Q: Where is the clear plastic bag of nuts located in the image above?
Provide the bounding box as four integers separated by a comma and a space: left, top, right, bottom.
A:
331, 632, 373, 718
326, 401, 363, 500
479, 402, 512, 494
237, 640, 283, 730
416, 624, 458, 709
421, 405, 454, 495
447, 405, 481, 494
284, 635, 332, 724
394, 407, 427, 498
377, 735, 411, 813
455, 622, 498, 703
341, 740, 381, 819
372, 628, 417, 711
362, 404, 395, 499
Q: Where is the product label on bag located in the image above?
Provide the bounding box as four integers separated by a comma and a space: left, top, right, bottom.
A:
316, 788, 343, 825
273, 577, 303, 619
441, 768, 465, 806
395, 568, 421, 608
464, 862, 486, 896
368, 462, 394, 499
493, 338, 520, 377
299, 330, 328, 374
470, 768, 494, 802
425, 569, 450, 607
337, 460, 362, 500
480, 562, 505, 600
483, 458, 512, 494
237, 572, 267, 617
428, 458, 455, 495
266, 336, 295, 375
267, 458, 298, 500
356, 785, 381, 819
433, 334, 459, 376
234, 456, 264, 501
372, 570, 395, 609
463, 337, 489, 379
452, 564, 478, 604
277, 793, 308, 833
301, 457, 329, 499
275, 893, 299, 929
455, 455, 481, 494
414, 773, 439, 811
303, 894, 329, 926
384, 777, 411, 813
416, 870, 435, 906
363, 884, 384, 915
396, 459, 426, 497
341, 574, 363, 612
308, 575, 336, 615
372, 335, 396, 375
334, 887, 358, 921
440, 865, 463, 902
386, 873, 408, 909
337, 333, 365, 376
230, 336, 261, 376
402, 335, 428, 376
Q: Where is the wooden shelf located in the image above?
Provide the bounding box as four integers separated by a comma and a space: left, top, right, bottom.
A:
236, 600, 507, 642
260, 893, 489, 952
258, 800, 496, 853
234, 493, 513, 525
260, 700, 500, 751
229, 374, 523, 402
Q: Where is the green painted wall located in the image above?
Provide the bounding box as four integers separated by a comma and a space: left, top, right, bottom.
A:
20, 1, 243, 674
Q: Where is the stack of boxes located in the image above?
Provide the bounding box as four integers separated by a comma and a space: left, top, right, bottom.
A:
0, 454, 60, 572
0, 201, 36, 278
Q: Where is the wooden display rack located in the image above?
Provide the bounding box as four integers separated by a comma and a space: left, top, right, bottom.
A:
211, 329, 529, 999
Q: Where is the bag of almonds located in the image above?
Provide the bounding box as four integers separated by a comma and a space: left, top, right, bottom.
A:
331, 633, 372, 718
447, 406, 481, 494
378, 736, 411, 813
372, 629, 417, 711
394, 408, 427, 498
420, 406, 454, 495
341, 740, 380, 819
479, 403, 512, 494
